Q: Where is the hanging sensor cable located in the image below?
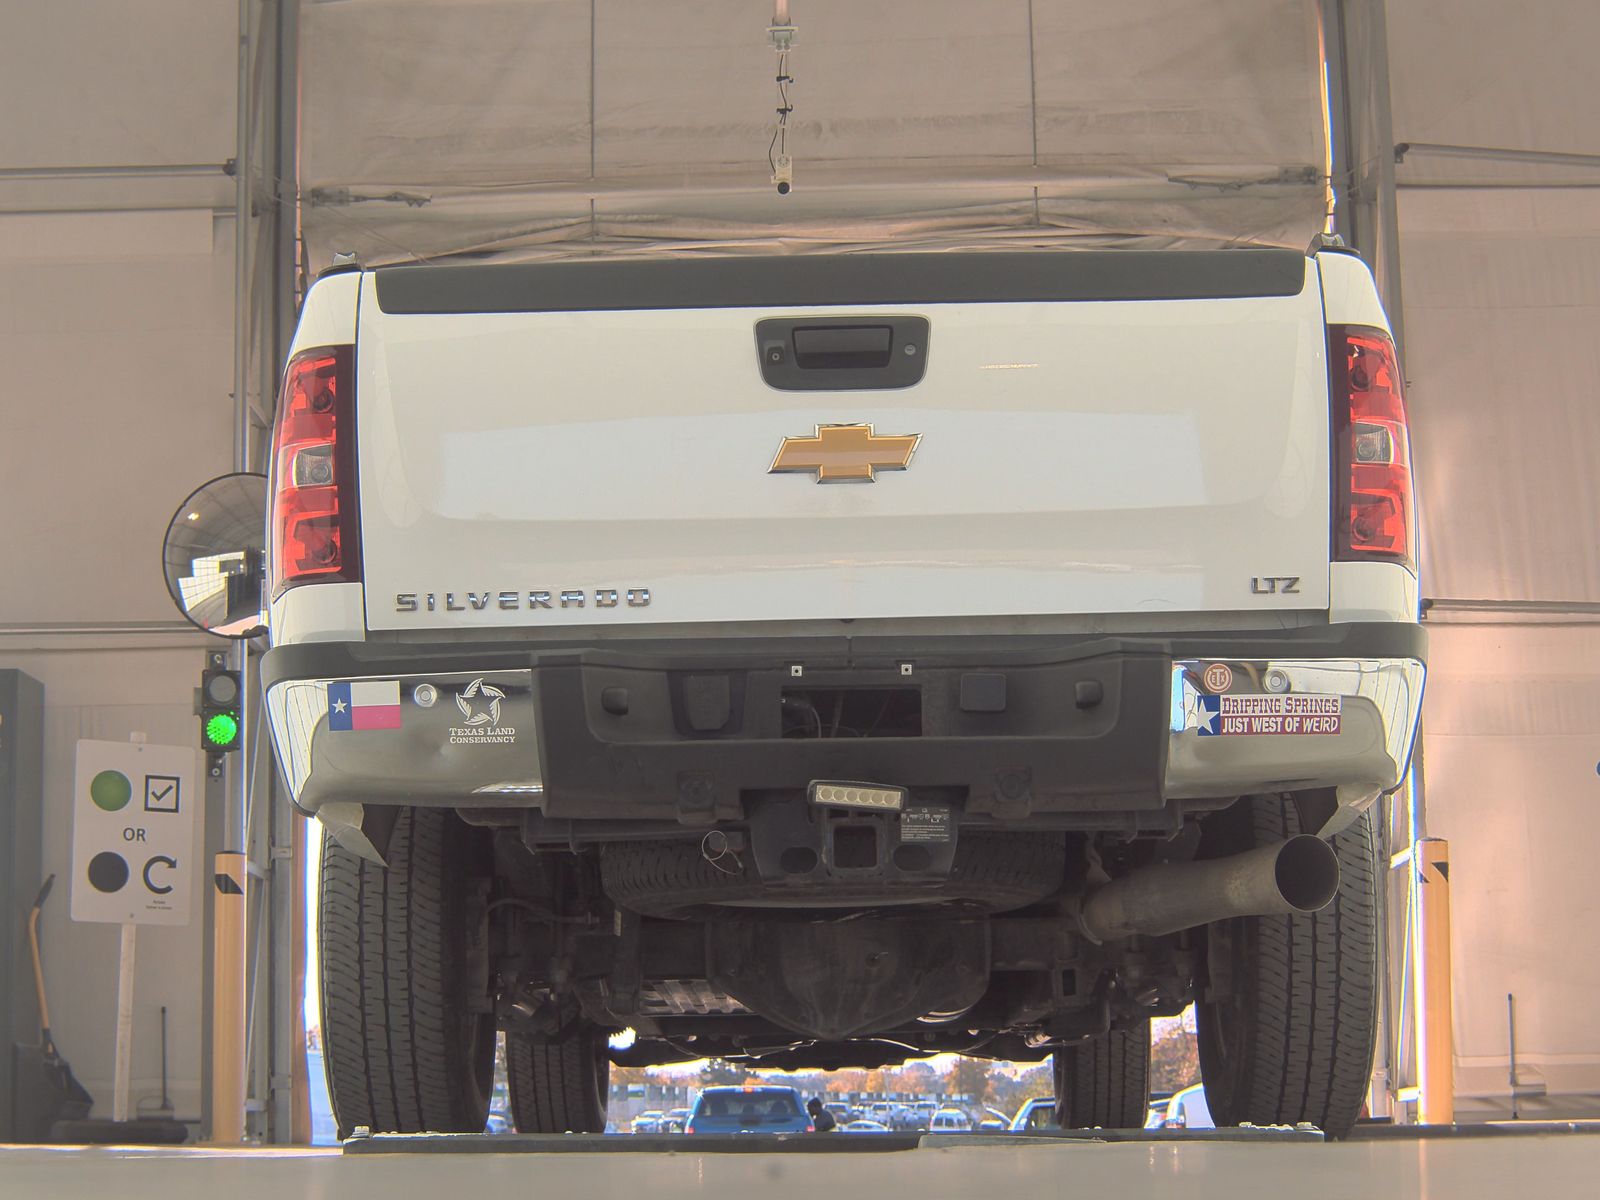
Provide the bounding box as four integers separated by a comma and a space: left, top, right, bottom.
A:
767, 2, 797, 194
769, 50, 794, 193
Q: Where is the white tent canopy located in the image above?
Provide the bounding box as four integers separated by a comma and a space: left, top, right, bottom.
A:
299, 0, 1330, 267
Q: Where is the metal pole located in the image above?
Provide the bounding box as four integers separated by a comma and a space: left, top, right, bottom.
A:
290, 814, 310, 1143
1322, 0, 1361, 247
234, 0, 253, 484
1396, 142, 1600, 170
265, 0, 306, 1144
1333, 10, 1414, 1120
199, 745, 223, 1135
1508, 993, 1519, 1119
1368, 788, 1394, 1118
1364, 0, 1406, 358
1415, 837, 1454, 1124
211, 0, 255, 1143
112, 924, 137, 1123
0, 163, 232, 179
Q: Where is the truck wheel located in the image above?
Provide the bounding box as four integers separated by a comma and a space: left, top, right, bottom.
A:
1054, 1021, 1151, 1129
1196, 797, 1379, 1139
507, 1025, 610, 1133
318, 808, 495, 1137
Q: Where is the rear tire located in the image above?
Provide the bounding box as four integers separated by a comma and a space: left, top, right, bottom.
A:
1196, 797, 1380, 1139
506, 1025, 610, 1133
318, 808, 496, 1137
1053, 1021, 1151, 1129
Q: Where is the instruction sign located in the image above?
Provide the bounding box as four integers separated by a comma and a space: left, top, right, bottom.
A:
70, 740, 198, 926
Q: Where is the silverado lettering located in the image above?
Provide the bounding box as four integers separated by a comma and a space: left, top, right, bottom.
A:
396, 588, 651, 612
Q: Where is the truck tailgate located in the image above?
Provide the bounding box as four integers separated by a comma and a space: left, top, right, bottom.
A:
354, 253, 1330, 632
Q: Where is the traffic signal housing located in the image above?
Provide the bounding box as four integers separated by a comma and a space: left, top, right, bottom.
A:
201, 666, 242, 753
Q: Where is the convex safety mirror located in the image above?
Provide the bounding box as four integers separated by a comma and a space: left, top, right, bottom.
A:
161, 472, 269, 639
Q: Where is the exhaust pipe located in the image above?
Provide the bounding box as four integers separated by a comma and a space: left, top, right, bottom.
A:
1079, 835, 1340, 943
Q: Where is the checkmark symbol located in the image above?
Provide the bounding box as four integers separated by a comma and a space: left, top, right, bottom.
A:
144, 775, 181, 813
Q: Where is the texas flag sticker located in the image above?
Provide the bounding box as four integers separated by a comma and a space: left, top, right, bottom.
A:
326, 680, 402, 731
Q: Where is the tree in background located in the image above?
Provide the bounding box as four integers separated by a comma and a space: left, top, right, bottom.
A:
989, 1062, 1052, 1115
826, 1069, 867, 1096
1017, 1063, 1053, 1101
701, 1058, 746, 1087
899, 1061, 938, 1097
610, 1065, 656, 1089
949, 1056, 992, 1107
1149, 1020, 1201, 1093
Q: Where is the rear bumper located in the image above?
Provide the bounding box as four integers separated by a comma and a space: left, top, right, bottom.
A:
262, 623, 1425, 829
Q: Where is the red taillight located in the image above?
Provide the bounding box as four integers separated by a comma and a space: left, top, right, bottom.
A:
1330, 325, 1415, 571
269, 345, 359, 598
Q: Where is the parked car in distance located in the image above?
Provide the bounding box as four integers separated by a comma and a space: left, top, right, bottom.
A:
484, 1111, 511, 1135
1010, 1098, 1056, 1132
1161, 1085, 1215, 1130
930, 1108, 974, 1133
840, 1119, 890, 1133
1145, 1091, 1175, 1129
888, 1105, 928, 1131
659, 1107, 692, 1133
822, 1102, 854, 1126
685, 1086, 812, 1135
977, 1118, 1007, 1132
631, 1110, 665, 1134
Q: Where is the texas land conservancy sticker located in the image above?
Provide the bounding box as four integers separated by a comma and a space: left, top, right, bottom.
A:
449, 678, 517, 746
1196, 694, 1342, 737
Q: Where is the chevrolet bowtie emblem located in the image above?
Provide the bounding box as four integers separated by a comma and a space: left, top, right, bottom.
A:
768, 424, 922, 483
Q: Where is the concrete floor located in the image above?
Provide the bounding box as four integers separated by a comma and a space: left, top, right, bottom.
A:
4, 1134, 1598, 1200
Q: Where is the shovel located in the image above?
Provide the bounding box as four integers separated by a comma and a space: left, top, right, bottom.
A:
13, 875, 95, 1139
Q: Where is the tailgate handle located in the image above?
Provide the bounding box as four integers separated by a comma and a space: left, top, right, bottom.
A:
792, 325, 892, 370
755, 315, 929, 391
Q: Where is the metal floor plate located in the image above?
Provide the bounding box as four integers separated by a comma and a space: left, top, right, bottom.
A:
4, 1127, 1600, 1200
340, 1125, 1327, 1154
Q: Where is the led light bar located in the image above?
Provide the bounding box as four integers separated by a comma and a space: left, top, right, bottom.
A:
808, 781, 907, 812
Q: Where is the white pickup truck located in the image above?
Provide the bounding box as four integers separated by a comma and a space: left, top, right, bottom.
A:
259, 248, 1423, 1138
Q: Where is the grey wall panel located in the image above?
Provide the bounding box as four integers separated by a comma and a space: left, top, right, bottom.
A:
0, 216, 236, 625
1421, 623, 1600, 1118
1387, 0, 1600, 160
1401, 216, 1600, 602
0, 0, 235, 169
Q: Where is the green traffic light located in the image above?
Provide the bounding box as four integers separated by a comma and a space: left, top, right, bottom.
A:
204, 711, 240, 750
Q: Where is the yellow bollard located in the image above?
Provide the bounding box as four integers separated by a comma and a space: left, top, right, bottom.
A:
1414, 838, 1454, 1125
211, 851, 248, 1143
